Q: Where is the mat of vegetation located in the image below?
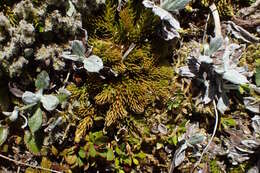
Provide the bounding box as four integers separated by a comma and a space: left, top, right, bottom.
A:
0, 0, 259, 172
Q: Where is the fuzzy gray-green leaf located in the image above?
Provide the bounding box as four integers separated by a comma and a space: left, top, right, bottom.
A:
161, 0, 191, 11
0, 126, 9, 146
208, 36, 223, 56
29, 107, 42, 133
40, 95, 59, 111
35, 71, 50, 90
24, 130, 41, 154
256, 66, 260, 87
72, 40, 86, 58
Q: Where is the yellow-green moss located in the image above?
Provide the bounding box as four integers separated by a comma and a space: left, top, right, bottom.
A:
240, 44, 260, 71
68, 0, 175, 129
200, 0, 234, 18
210, 160, 222, 173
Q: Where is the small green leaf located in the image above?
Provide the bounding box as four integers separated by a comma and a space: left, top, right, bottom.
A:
41, 157, 52, 170
90, 131, 108, 145
123, 157, 132, 166
24, 131, 41, 154
106, 148, 114, 161
28, 108, 42, 133
133, 158, 139, 165
135, 151, 146, 159
221, 117, 236, 129
115, 158, 120, 167
77, 157, 84, 167
115, 146, 123, 155
65, 154, 77, 165
38, 26, 44, 33
156, 143, 163, 150
78, 148, 86, 158
171, 136, 178, 145
255, 66, 260, 87
89, 143, 96, 157
35, 71, 50, 90
0, 126, 9, 146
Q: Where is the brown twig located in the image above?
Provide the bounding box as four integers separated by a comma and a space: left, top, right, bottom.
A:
0, 153, 62, 173
237, 0, 260, 17
232, 16, 260, 30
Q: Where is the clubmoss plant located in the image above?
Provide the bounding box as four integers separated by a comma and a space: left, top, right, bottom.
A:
66, 0, 175, 143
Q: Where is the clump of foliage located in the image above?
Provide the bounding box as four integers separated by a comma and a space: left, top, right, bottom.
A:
68, 0, 175, 136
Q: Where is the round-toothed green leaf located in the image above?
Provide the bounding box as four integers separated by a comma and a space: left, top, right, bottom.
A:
35, 71, 50, 90
0, 126, 9, 146
24, 131, 41, 155
28, 108, 42, 133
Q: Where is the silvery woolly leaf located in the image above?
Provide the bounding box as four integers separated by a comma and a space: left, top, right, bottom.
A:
22, 91, 41, 104
83, 55, 104, 73
0, 126, 8, 146
172, 143, 187, 168
28, 107, 42, 133
8, 82, 23, 98
241, 140, 259, 149
252, 115, 260, 134
162, 25, 180, 40
35, 71, 50, 90
67, 0, 76, 17
225, 21, 260, 43
208, 36, 223, 56
198, 55, 213, 64
96, 0, 106, 4
187, 134, 206, 146
151, 124, 159, 134
247, 166, 259, 173
177, 66, 195, 78
223, 69, 248, 84
117, 0, 128, 11
217, 93, 229, 114
158, 123, 168, 135
72, 40, 86, 58
143, 0, 180, 40
2, 106, 19, 122
249, 84, 260, 94
154, 6, 180, 29
202, 80, 212, 104
161, 0, 191, 11
222, 46, 232, 71
40, 95, 59, 111
58, 88, 71, 96
243, 97, 259, 114
62, 51, 81, 62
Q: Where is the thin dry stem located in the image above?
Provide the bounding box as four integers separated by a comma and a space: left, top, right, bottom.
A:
0, 153, 62, 173
192, 99, 219, 172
